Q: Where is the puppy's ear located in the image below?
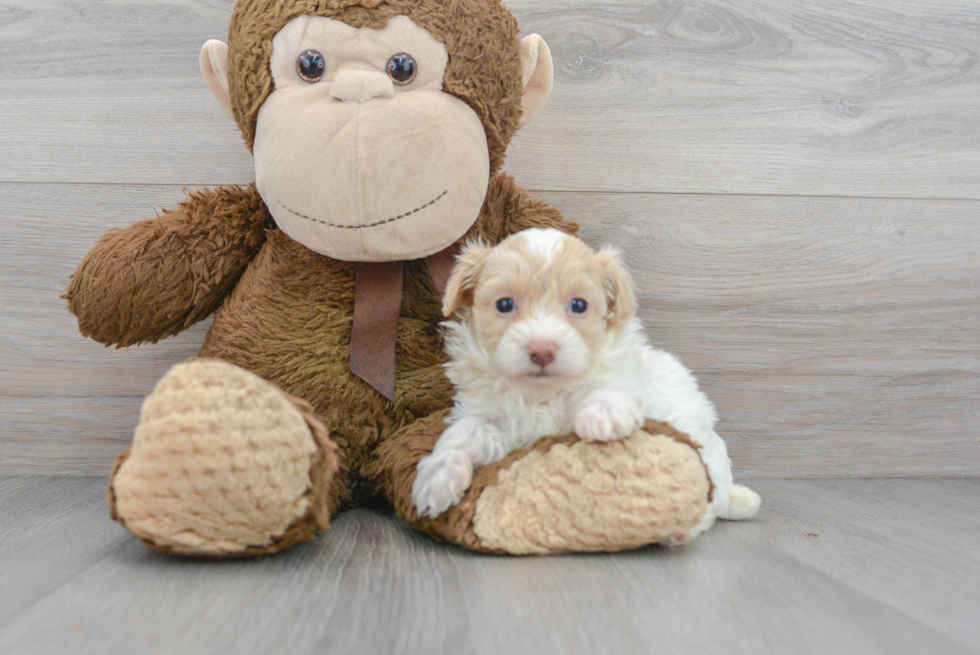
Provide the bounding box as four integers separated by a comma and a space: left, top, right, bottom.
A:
596, 246, 637, 325
442, 242, 493, 317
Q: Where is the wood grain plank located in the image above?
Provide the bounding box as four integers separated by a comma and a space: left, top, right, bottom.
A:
515, 0, 980, 198
0, 479, 975, 655
751, 478, 980, 647
558, 191, 980, 477
2, 184, 978, 476
1, 396, 149, 475
0, 476, 129, 625
1, 0, 978, 197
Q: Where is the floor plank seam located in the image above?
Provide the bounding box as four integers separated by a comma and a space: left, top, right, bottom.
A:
528, 189, 980, 203
0, 534, 132, 632
2, 181, 979, 204
759, 522, 975, 651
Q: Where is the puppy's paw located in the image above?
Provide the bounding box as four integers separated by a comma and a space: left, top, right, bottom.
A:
574, 390, 644, 442
412, 449, 474, 519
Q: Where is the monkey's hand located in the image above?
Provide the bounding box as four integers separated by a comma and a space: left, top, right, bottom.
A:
65, 184, 269, 347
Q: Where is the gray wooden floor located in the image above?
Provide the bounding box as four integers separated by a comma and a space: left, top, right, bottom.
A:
0, 477, 977, 655
2, 2, 979, 653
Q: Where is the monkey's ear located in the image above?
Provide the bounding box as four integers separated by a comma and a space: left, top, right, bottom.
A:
442, 243, 493, 317
596, 246, 638, 326
200, 40, 234, 121
518, 34, 554, 127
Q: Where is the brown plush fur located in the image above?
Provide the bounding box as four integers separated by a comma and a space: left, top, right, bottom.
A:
68, 0, 708, 556
73, 171, 577, 552
65, 184, 270, 347
109, 392, 339, 558
370, 408, 578, 553
641, 418, 715, 502
371, 415, 708, 553
196, 174, 576, 512
228, 0, 524, 175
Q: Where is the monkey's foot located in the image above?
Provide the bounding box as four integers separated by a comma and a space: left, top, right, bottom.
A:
378, 414, 710, 555
466, 424, 709, 554
110, 359, 337, 557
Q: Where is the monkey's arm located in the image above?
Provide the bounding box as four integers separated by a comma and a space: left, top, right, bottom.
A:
476, 173, 580, 241
66, 184, 269, 347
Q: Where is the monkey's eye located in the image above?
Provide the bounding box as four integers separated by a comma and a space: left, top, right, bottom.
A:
297, 50, 326, 83
496, 298, 515, 314
386, 53, 417, 85
570, 298, 588, 314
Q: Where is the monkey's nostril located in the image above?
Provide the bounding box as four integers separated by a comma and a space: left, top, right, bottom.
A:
528, 346, 556, 367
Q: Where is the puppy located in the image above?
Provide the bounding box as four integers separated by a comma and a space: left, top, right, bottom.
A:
413, 228, 760, 540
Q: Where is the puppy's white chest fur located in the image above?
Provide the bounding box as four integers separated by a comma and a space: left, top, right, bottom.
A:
451, 366, 583, 450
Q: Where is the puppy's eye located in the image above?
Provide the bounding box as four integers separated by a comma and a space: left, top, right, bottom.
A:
297, 50, 326, 83
387, 53, 417, 85
495, 298, 515, 314
570, 298, 588, 314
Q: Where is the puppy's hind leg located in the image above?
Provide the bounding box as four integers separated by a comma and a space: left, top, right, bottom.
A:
726, 484, 761, 520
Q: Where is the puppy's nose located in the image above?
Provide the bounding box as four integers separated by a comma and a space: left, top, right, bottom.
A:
528, 342, 557, 367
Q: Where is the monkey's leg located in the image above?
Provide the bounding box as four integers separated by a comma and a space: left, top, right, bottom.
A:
371, 413, 712, 554
109, 359, 343, 557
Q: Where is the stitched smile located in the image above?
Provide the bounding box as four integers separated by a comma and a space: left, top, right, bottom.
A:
277, 191, 448, 230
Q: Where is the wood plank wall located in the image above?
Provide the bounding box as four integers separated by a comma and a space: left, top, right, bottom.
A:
1, 0, 978, 476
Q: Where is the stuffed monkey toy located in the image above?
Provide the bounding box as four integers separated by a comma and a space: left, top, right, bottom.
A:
66, 0, 711, 557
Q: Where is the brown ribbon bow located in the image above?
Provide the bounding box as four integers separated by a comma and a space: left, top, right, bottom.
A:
349, 245, 459, 401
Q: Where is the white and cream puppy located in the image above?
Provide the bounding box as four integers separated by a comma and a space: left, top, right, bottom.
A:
412, 228, 760, 540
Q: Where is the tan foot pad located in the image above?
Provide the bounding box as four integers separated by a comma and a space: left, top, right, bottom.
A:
110, 359, 335, 557
471, 430, 709, 555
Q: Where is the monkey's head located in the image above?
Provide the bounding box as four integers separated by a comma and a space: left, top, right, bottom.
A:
200, 0, 553, 262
